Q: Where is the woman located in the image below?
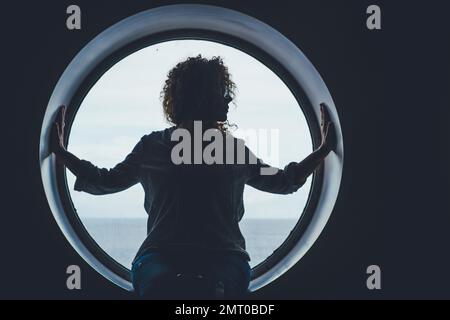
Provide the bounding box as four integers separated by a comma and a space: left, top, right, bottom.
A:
52, 55, 335, 299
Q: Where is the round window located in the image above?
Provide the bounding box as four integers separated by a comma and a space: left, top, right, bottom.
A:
40, 4, 343, 292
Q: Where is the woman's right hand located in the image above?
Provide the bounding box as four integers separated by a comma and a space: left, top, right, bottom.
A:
319, 103, 336, 153
51, 105, 67, 155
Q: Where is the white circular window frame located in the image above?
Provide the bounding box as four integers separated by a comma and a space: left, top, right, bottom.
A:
39, 4, 343, 293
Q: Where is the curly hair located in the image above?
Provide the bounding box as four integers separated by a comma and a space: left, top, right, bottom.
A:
160, 55, 236, 132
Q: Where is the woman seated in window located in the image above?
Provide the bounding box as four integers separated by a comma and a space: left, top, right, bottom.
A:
52, 55, 335, 299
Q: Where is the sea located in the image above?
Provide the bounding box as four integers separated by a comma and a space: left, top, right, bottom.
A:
83, 218, 297, 268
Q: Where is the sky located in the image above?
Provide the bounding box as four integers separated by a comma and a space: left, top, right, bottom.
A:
66, 39, 313, 221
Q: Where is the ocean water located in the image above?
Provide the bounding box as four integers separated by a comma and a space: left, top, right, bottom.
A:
82, 218, 297, 268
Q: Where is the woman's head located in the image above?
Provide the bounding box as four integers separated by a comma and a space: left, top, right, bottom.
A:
161, 55, 236, 131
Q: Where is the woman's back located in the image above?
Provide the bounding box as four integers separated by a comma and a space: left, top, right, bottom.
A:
134, 127, 249, 262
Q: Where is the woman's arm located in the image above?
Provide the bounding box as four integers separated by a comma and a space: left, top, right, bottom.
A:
51, 105, 84, 176
288, 103, 336, 185
246, 103, 336, 194
51, 105, 143, 195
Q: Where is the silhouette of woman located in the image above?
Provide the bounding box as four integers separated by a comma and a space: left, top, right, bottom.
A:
52, 55, 335, 299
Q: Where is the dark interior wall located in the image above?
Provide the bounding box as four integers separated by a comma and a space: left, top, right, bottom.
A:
0, 0, 449, 299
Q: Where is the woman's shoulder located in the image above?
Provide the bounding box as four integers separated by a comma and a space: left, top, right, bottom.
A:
140, 126, 177, 146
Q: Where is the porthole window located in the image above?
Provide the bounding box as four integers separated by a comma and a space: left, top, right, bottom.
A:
40, 4, 343, 292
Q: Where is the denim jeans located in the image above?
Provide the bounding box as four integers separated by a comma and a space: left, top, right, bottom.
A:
131, 248, 251, 299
